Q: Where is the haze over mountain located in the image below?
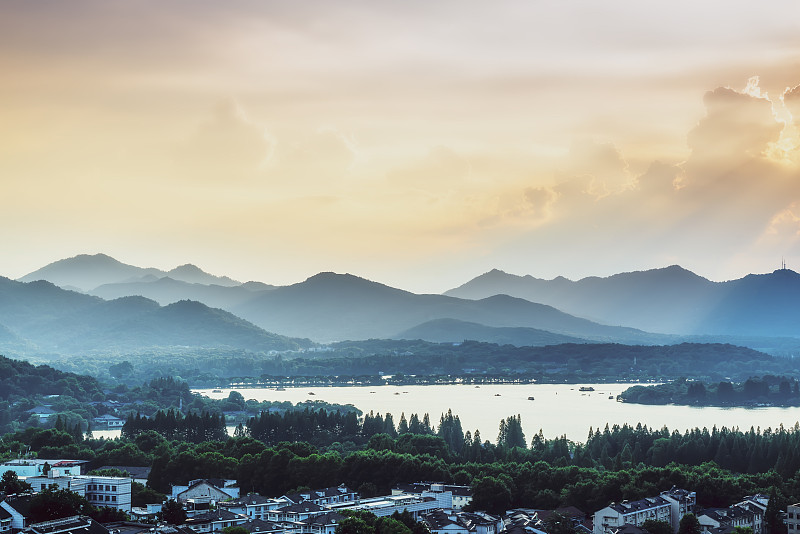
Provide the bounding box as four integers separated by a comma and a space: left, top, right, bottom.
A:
446, 266, 800, 338
394, 318, 590, 346
0, 276, 307, 355
15, 253, 800, 350
20, 253, 240, 292
229, 272, 660, 344
90, 277, 275, 309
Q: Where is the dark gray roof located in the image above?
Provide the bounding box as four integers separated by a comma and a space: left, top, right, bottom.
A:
227, 494, 275, 506
275, 502, 325, 513
422, 510, 462, 530
612, 524, 648, 534
25, 515, 109, 534
240, 519, 284, 533
96, 466, 151, 479
608, 497, 669, 514
4, 494, 33, 516
184, 509, 244, 525
300, 512, 345, 527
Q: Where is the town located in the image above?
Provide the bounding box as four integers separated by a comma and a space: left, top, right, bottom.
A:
0, 458, 788, 534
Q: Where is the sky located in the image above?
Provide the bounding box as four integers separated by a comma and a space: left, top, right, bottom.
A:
2, 0, 800, 293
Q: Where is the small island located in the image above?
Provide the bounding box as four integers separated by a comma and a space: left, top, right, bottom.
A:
620, 375, 800, 407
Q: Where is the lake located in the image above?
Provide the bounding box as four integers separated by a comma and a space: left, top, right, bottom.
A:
191, 383, 800, 443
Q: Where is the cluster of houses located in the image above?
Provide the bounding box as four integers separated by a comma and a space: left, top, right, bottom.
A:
0, 460, 790, 534
593, 488, 773, 534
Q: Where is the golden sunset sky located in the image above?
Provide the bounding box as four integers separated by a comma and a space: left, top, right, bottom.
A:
3, 0, 800, 292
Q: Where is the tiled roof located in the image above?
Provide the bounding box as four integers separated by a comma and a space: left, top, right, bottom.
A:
25, 515, 109, 534
184, 509, 244, 524
300, 512, 345, 526
4, 494, 33, 515
608, 497, 669, 514
240, 519, 283, 533
275, 502, 325, 513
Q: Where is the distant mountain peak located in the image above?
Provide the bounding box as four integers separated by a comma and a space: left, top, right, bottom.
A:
168, 263, 204, 274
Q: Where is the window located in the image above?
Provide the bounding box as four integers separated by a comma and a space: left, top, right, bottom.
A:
112, 496, 116, 502
112, 486, 116, 491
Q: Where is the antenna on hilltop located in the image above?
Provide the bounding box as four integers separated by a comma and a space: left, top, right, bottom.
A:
782, 257, 787, 270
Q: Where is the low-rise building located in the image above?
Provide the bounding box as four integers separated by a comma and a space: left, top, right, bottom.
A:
24, 474, 132, 513
0, 494, 33, 532
184, 509, 248, 533
297, 511, 346, 534
697, 494, 769, 534
594, 497, 673, 534
171, 480, 239, 505
330, 494, 444, 519
265, 502, 327, 524
21, 516, 108, 534
281, 486, 358, 507
220, 495, 290, 520
393, 483, 472, 510
787, 503, 800, 533
0, 507, 12, 534
0, 460, 87, 479
593, 488, 696, 534
237, 519, 284, 534
91, 415, 125, 428
422, 510, 502, 534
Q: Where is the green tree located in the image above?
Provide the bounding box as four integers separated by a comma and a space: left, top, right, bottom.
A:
678, 514, 701, 534
131, 482, 166, 508
0, 470, 32, 494
542, 512, 575, 534
29, 485, 93, 523
764, 486, 787, 534
222, 527, 250, 534
161, 499, 186, 525
497, 415, 526, 449
375, 517, 412, 534
470, 476, 512, 514
642, 520, 673, 534
336, 517, 373, 534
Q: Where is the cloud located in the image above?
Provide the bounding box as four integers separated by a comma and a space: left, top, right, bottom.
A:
269, 127, 358, 183
687, 83, 783, 165
386, 146, 471, 191
171, 100, 360, 191
560, 139, 631, 195
784, 84, 800, 118
174, 99, 274, 182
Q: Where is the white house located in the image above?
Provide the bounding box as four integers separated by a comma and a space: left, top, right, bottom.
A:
171, 479, 239, 504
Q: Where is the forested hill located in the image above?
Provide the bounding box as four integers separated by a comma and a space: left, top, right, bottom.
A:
0, 354, 103, 400
0, 276, 310, 355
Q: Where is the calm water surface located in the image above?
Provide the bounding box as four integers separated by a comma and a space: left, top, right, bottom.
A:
192, 384, 800, 443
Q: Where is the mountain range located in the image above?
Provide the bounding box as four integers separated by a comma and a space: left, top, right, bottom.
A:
6, 253, 800, 356
0, 276, 307, 355
445, 265, 800, 338
19, 253, 241, 292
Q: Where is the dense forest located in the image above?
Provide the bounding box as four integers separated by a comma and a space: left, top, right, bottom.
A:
4, 411, 799, 516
